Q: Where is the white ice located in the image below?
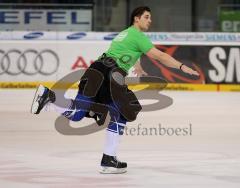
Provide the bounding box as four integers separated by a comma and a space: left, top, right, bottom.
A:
0, 89, 239, 188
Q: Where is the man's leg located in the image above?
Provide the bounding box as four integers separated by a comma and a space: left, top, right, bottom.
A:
31, 85, 92, 122
60, 94, 93, 121
31, 84, 110, 126
100, 113, 128, 174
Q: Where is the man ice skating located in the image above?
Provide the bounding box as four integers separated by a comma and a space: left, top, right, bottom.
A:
31, 6, 199, 174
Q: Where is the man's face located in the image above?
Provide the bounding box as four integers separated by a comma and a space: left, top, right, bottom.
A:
135, 11, 152, 31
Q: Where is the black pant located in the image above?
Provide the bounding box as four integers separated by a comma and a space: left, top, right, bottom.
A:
77, 55, 141, 122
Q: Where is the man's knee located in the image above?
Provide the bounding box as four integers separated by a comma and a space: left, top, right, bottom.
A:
110, 68, 142, 122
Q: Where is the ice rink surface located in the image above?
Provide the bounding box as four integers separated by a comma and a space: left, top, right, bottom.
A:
0, 89, 240, 188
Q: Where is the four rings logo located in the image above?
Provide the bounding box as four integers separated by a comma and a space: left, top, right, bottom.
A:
0, 49, 59, 76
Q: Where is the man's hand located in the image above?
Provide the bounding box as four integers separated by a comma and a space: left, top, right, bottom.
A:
133, 61, 148, 77
181, 64, 199, 76
133, 67, 148, 77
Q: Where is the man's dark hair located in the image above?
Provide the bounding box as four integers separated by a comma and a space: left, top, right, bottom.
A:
130, 6, 151, 25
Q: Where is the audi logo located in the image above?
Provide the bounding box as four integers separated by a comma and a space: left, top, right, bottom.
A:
0, 49, 60, 76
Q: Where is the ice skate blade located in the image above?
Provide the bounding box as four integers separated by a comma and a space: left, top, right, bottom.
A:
31, 85, 45, 114
99, 166, 127, 174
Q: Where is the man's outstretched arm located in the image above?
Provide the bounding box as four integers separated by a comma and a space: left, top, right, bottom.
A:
146, 47, 199, 76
